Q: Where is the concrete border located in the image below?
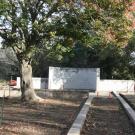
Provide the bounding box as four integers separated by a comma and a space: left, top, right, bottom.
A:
67, 94, 94, 135
113, 91, 135, 127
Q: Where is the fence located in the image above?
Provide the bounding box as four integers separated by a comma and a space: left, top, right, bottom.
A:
97, 80, 135, 92
16, 77, 48, 89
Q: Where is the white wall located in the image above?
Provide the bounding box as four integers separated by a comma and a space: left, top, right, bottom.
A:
48, 67, 100, 90
17, 77, 48, 89
16, 68, 135, 92
97, 80, 134, 92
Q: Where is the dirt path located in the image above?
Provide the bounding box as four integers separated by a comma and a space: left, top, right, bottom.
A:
81, 97, 135, 135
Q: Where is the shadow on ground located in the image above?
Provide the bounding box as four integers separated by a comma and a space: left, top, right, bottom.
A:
0, 91, 88, 135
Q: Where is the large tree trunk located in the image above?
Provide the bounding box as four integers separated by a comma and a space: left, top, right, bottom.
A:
20, 59, 42, 102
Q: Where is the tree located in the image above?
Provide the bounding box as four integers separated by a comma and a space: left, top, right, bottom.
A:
0, 0, 76, 102
32, 0, 133, 79
52, 0, 133, 78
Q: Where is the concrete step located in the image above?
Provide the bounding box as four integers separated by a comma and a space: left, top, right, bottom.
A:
113, 91, 135, 127
0, 86, 9, 90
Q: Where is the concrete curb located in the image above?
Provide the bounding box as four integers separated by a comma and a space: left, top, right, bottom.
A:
0, 90, 21, 98
67, 94, 94, 135
113, 91, 135, 127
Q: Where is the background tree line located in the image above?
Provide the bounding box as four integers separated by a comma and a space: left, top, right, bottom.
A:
32, 0, 135, 80
32, 32, 135, 79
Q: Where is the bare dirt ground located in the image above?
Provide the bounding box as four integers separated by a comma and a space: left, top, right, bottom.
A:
81, 97, 135, 135
0, 91, 87, 135
121, 94, 135, 110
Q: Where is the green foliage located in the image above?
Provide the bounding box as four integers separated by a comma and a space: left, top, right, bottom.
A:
0, 0, 73, 61
0, 0, 134, 79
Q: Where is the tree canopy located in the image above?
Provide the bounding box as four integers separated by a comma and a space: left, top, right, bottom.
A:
32, 0, 134, 79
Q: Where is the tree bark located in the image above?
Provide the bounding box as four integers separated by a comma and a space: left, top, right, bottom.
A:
20, 59, 42, 102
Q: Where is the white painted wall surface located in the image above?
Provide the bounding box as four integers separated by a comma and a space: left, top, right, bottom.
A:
48, 67, 100, 90
97, 80, 134, 92
16, 77, 48, 89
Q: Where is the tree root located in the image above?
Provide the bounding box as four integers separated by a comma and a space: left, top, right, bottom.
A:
29, 95, 46, 104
